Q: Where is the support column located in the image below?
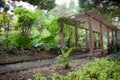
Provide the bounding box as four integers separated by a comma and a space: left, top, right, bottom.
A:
75, 26, 78, 47
100, 23, 104, 54
60, 23, 64, 46
85, 29, 88, 51
98, 33, 101, 49
112, 30, 115, 43
88, 16, 94, 56
107, 28, 110, 45
115, 31, 118, 41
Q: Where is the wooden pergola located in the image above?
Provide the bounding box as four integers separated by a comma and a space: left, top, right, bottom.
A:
58, 10, 118, 56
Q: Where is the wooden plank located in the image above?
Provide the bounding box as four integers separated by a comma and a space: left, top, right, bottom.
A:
88, 16, 94, 56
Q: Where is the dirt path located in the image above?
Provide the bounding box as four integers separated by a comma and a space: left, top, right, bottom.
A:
0, 52, 101, 74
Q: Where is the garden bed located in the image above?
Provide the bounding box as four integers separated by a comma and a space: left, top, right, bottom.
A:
0, 58, 93, 80
0, 50, 57, 65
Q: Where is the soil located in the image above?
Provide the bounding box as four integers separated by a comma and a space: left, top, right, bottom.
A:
0, 58, 94, 80
0, 50, 57, 65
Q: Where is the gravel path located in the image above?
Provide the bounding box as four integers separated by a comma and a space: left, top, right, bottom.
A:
0, 53, 101, 74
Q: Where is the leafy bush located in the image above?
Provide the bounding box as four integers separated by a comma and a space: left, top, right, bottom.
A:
15, 37, 32, 49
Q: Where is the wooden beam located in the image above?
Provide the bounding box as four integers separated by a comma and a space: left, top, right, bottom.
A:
60, 23, 64, 46
75, 26, 78, 47
99, 23, 104, 54
85, 29, 88, 51
88, 16, 94, 56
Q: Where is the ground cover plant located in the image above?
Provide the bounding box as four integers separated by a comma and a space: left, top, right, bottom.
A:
34, 58, 120, 80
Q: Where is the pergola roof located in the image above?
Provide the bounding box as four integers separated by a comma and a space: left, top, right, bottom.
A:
58, 10, 118, 33
58, 10, 118, 55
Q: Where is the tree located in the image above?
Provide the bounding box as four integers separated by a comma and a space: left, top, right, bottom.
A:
0, 0, 10, 12
13, 0, 56, 11
0, 0, 5, 9
14, 7, 38, 38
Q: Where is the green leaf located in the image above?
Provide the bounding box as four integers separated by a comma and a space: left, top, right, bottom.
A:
62, 46, 76, 57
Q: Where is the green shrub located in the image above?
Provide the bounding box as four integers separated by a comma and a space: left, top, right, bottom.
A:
15, 37, 32, 49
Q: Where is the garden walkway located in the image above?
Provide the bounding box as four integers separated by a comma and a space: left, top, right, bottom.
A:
0, 52, 101, 74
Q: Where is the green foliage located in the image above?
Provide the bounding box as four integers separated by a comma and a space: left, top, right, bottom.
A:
15, 0, 56, 11
14, 7, 38, 37
34, 74, 46, 80
0, 0, 9, 12
0, 13, 4, 27
15, 37, 32, 49
51, 73, 69, 80
106, 52, 120, 61
0, 12, 11, 27
0, 0, 5, 8
55, 47, 76, 69
78, 0, 120, 22
38, 17, 59, 50
3, 4, 9, 12
34, 59, 120, 80
2, 31, 19, 51
79, 59, 120, 80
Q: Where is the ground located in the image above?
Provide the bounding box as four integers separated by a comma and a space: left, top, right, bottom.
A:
0, 58, 93, 80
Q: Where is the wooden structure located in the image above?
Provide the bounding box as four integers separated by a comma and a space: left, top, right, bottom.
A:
58, 10, 118, 56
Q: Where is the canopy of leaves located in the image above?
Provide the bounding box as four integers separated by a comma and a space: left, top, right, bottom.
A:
78, 0, 120, 19
14, 0, 56, 11
14, 7, 38, 28
0, 0, 5, 7
0, 0, 9, 12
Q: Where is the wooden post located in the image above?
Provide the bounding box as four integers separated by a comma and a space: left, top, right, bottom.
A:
98, 33, 101, 49
75, 26, 78, 47
115, 31, 117, 41
112, 30, 114, 43
107, 28, 110, 45
99, 23, 104, 54
88, 16, 94, 56
85, 29, 88, 51
60, 23, 64, 46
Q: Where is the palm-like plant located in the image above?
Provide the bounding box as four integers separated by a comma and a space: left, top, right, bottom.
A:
55, 47, 76, 69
